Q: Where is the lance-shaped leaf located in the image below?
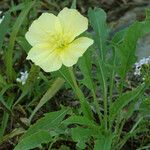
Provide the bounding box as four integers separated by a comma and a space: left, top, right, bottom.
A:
0, 12, 11, 51
15, 108, 70, 150
29, 77, 65, 121
94, 132, 113, 150
63, 115, 96, 127
71, 127, 93, 149
78, 48, 95, 91
114, 10, 150, 78
110, 84, 146, 122
139, 97, 150, 117
88, 7, 108, 60
5, 1, 35, 81
14, 130, 52, 150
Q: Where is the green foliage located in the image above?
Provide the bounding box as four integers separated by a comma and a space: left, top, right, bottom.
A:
88, 7, 108, 60
29, 77, 65, 121
114, 21, 150, 79
63, 115, 96, 127
59, 66, 75, 89
94, 133, 113, 150
110, 83, 146, 123
15, 108, 70, 149
22, 108, 69, 138
5, 1, 35, 81
72, 127, 92, 149
0, 1, 150, 150
139, 98, 150, 117
0, 12, 11, 50
14, 130, 52, 150
16, 36, 31, 53
78, 48, 95, 91
60, 67, 94, 120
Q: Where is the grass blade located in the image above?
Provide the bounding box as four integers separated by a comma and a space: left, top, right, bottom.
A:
5, 1, 35, 82
29, 77, 65, 122
0, 12, 11, 50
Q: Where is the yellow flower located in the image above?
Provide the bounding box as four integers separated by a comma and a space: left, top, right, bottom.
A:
26, 7, 93, 72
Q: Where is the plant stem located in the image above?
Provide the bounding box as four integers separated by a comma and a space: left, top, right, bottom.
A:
68, 67, 84, 101
109, 48, 116, 102
130, 116, 143, 133
68, 67, 93, 120
114, 117, 124, 144
119, 77, 125, 97
91, 89, 103, 124
115, 84, 148, 148
109, 48, 116, 129
98, 60, 108, 130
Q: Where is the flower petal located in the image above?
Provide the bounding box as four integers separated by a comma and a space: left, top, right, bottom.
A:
25, 13, 61, 46
58, 7, 88, 42
60, 37, 94, 67
27, 44, 62, 72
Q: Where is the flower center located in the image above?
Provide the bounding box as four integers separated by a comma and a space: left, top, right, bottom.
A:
50, 34, 69, 51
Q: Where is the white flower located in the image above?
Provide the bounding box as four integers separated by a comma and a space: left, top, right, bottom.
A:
0, 11, 4, 24
134, 56, 150, 76
16, 71, 29, 85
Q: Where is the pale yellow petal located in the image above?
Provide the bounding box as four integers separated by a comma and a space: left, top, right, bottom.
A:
25, 13, 61, 46
27, 44, 62, 72
58, 7, 88, 42
60, 37, 94, 67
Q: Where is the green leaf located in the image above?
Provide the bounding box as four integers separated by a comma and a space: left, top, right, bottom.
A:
14, 130, 52, 150
8, 2, 25, 13
15, 109, 69, 150
110, 84, 146, 123
59, 67, 93, 120
94, 133, 113, 150
88, 7, 108, 60
78, 49, 103, 122
88, 8, 108, 123
16, 36, 31, 53
116, 22, 142, 77
22, 108, 69, 139
0, 12, 11, 51
29, 77, 65, 121
121, 99, 139, 121
114, 19, 150, 78
78, 49, 94, 91
59, 66, 74, 89
88, 8, 109, 93
139, 98, 150, 117
111, 29, 126, 45
72, 127, 93, 149
63, 115, 96, 127
5, 1, 35, 81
